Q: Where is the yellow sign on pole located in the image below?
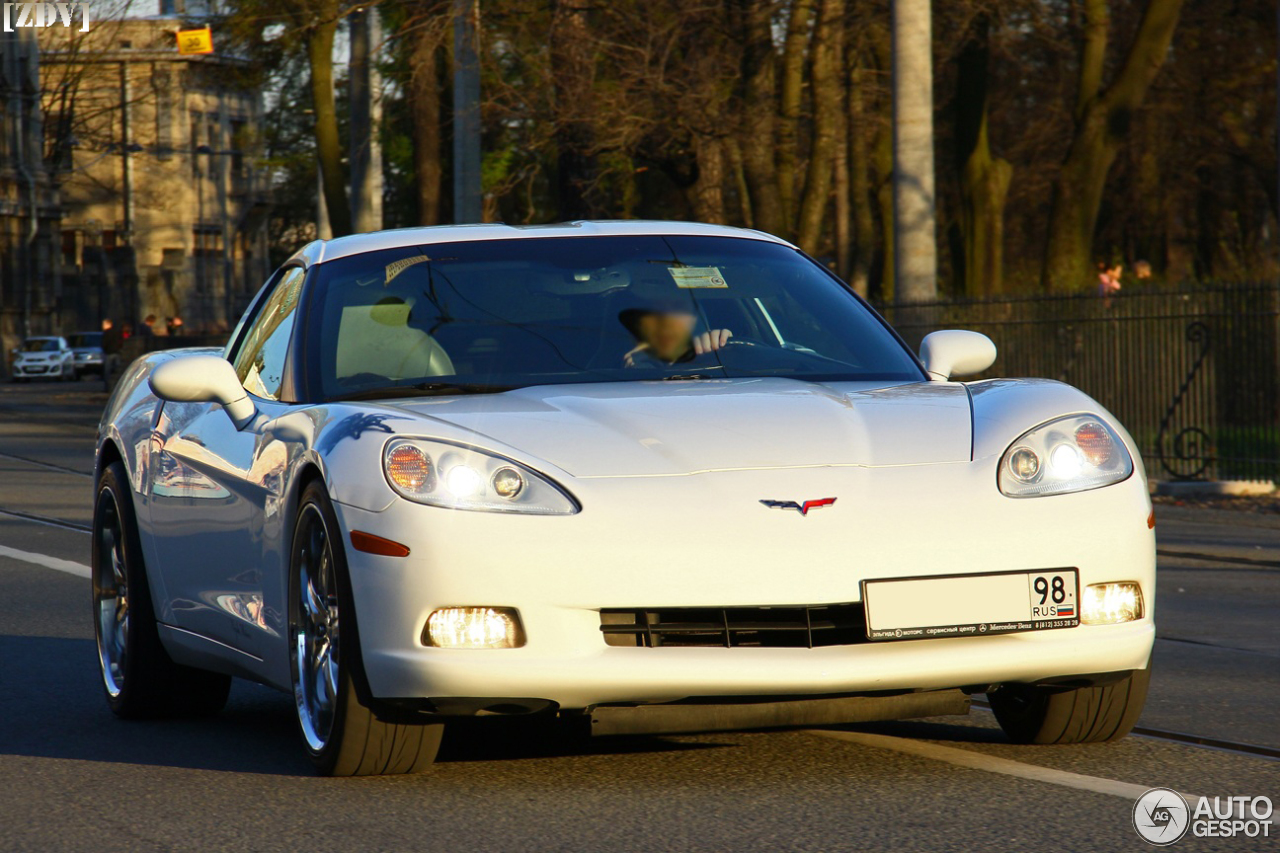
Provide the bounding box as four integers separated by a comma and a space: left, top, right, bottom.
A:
176, 28, 214, 55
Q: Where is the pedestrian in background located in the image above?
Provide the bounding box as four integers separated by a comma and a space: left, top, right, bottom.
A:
1097, 262, 1122, 309
1134, 260, 1153, 282
138, 315, 157, 337
101, 318, 123, 389
1097, 262, 1122, 295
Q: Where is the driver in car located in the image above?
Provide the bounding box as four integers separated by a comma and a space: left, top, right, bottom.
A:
619, 300, 733, 367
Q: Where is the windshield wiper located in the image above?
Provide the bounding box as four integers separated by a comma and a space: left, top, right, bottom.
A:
663, 373, 719, 381
329, 381, 516, 402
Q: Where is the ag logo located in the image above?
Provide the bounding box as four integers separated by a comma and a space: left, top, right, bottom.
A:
1133, 787, 1190, 846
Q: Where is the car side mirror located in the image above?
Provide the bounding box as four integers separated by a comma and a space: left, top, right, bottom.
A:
149, 354, 257, 429
919, 330, 997, 381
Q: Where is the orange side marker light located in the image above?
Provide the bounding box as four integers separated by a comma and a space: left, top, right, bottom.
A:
350, 530, 411, 558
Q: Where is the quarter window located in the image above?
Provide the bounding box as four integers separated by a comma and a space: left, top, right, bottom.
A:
233, 266, 305, 400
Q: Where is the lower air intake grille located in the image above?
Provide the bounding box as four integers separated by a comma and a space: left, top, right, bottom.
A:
600, 603, 869, 648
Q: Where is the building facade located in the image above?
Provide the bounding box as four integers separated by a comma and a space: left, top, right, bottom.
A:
41, 13, 270, 336
1, 25, 62, 353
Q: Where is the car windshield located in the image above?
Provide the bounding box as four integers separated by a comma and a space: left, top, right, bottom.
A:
21, 339, 59, 353
68, 333, 102, 348
308, 235, 922, 401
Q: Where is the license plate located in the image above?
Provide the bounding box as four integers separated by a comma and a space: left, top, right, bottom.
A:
861, 568, 1079, 641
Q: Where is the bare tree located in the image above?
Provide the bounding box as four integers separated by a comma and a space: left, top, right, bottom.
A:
283, 0, 353, 237
955, 11, 1011, 296
1041, 0, 1184, 291
796, 0, 844, 254
349, 6, 385, 233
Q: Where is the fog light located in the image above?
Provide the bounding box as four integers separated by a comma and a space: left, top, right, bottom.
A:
1081, 582, 1144, 625
424, 607, 524, 649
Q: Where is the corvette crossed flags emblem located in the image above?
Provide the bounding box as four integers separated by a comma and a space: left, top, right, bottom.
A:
759, 498, 837, 516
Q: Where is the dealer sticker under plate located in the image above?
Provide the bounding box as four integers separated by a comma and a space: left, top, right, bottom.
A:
862, 568, 1079, 641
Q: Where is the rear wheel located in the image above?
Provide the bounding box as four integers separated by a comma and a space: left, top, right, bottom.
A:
93, 460, 231, 717
289, 480, 443, 776
987, 666, 1150, 744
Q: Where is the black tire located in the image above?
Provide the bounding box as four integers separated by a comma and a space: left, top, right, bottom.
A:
288, 479, 443, 776
987, 666, 1150, 744
93, 460, 232, 718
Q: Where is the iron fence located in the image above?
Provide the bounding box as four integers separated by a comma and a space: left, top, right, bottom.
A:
875, 287, 1280, 482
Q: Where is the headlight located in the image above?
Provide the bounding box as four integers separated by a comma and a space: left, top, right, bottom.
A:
998, 414, 1133, 497
383, 438, 579, 515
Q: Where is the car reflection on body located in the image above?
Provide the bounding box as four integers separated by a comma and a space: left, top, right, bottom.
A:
93, 221, 1155, 776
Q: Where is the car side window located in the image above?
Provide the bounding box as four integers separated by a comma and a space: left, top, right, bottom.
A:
232, 267, 306, 401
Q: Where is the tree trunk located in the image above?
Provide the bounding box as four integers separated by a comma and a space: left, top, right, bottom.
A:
408, 9, 445, 225
1042, 0, 1185, 292
891, 0, 937, 304
349, 7, 384, 233
796, 0, 844, 255
687, 134, 727, 224
777, 0, 815, 236
834, 88, 851, 279
307, 9, 352, 238
737, 0, 783, 236
724, 137, 754, 226
955, 13, 1012, 297
847, 59, 874, 297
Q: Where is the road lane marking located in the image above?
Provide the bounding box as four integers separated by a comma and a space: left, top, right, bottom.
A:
810, 729, 1280, 825
810, 729, 1155, 797
0, 544, 91, 578
0, 507, 92, 533
0, 450, 93, 478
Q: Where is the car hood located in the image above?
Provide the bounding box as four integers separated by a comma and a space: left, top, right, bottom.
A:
389, 378, 972, 477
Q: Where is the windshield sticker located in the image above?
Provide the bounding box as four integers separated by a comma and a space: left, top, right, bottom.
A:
668, 266, 728, 288
385, 255, 431, 285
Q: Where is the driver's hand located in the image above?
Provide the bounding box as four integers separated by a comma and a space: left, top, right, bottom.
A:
692, 329, 732, 355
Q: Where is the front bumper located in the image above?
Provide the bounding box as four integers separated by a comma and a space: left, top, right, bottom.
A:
334, 461, 1156, 710
14, 362, 57, 375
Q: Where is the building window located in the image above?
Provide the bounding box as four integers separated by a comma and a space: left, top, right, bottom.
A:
194, 228, 223, 258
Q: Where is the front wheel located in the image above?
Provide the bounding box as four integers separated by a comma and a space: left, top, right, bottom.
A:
289, 480, 443, 776
987, 666, 1150, 744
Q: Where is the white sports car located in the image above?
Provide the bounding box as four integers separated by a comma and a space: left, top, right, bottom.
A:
94, 221, 1154, 776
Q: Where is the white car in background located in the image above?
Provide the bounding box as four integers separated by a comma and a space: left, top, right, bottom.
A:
11, 336, 74, 382
94, 221, 1155, 776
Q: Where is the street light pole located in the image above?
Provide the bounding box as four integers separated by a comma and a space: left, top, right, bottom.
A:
119, 60, 138, 327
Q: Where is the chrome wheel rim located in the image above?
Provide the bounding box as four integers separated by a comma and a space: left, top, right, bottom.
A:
94, 487, 128, 698
291, 504, 340, 752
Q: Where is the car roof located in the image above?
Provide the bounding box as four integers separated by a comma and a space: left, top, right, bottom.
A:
291, 220, 796, 266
